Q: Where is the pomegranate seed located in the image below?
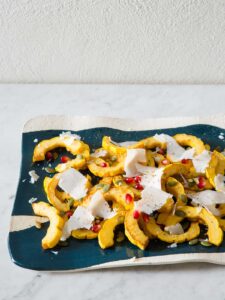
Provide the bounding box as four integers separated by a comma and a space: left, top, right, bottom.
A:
91, 224, 101, 233
66, 211, 73, 218
125, 177, 134, 184
46, 152, 53, 160
161, 159, 169, 165
125, 193, 133, 204
100, 162, 107, 168
133, 210, 140, 219
135, 183, 144, 190
158, 148, 165, 155
134, 176, 141, 183
197, 177, 206, 189
142, 213, 150, 223
181, 159, 189, 164
61, 156, 69, 163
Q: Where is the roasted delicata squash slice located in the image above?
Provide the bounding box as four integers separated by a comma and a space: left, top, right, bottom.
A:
47, 174, 70, 212
173, 134, 205, 155
71, 229, 98, 239
158, 198, 174, 213
102, 136, 127, 155
142, 217, 200, 244
124, 210, 149, 250
88, 155, 125, 177
157, 213, 183, 227
33, 136, 84, 162
104, 186, 135, 210
32, 201, 65, 249
55, 143, 90, 172
161, 163, 189, 190
178, 206, 223, 246
43, 176, 81, 208
129, 136, 165, 150
98, 212, 125, 249
206, 150, 225, 188
166, 177, 187, 206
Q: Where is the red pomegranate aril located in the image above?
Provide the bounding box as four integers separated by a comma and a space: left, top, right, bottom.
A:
142, 213, 150, 223
61, 156, 69, 163
161, 159, 169, 165
125, 177, 134, 184
135, 183, 144, 190
91, 224, 101, 233
197, 176, 206, 189
46, 152, 53, 160
100, 162, 107, 168
181, 159, 189, 164
158, 148, 165, 155
134, 176, 141, 183
133, 210, 140, 219
66, 211, 73, 218
125, 193, 133, 204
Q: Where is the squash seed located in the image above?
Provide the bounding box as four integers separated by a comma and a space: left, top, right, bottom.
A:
189, 238, 199, 246
44, 167, 56, 174
179, 194, 188, 204
167, 180, 177, 187
111, 155, 117, 162
115, 180, 123, 186
175, 210, 186, 217
188, 179, 195, 187
200, 241, 212, 247
77, 154, 83, 159
102, 184, 110, 193
67, 198, 74, 207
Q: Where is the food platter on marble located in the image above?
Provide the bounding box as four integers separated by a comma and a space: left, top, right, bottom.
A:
8, 115, 225, 271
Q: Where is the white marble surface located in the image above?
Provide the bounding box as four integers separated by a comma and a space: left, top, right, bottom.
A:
1, 84, 225, 300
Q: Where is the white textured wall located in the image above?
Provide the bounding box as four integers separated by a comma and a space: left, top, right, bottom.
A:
0, 0, 225, 83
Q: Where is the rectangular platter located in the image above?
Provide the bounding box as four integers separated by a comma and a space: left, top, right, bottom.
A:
8, 115, 225, 271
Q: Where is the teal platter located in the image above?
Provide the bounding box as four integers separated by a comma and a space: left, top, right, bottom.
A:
8, 124, 225, 271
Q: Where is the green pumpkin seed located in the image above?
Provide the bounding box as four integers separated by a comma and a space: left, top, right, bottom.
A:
179, 194, 188, 204
67, 198, 74, 207
200, 241, 212, 247
115, 180, 123, 186
175, 210, 186, 217
167, 180, 177, 187
77, 154, 83, 160
59, 211, 66, 217
44, 167, 56, 174
102, 184, 110, 193
111, 156, 117, 162
189, 238, 199, 246
188, 180, 195, 187
96, 183, 105, 189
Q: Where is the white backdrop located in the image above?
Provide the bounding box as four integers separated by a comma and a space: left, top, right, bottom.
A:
0, 0, 225, 83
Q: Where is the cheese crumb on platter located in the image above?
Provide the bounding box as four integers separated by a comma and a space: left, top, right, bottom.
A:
29, 170, 39, 184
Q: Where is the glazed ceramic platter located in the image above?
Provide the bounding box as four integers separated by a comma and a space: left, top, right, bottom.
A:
8, 115, 225, 271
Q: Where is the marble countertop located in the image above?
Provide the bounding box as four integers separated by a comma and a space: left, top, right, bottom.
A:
1, 84, 225, 300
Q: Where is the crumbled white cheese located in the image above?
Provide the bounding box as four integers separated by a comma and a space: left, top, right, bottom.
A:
188, 190, 225, 216
192, 150, 211, 173
33, 138, 38, 143
58, 168, 88, 199
136, 164, 164, 190
22, 179, 26, 183
124, 149, 147, 177
59, 131, 81, 145
214, 174, 225, 192
91, 149, 108, 158
29, 170, 39, 184
61, 206, 94, 241
165, 223, 184, 235
134, 186, 172, 215
28, 197, 37, 204
154, 134, 195, 162
167, 243, 177, 248
88, 190, 115, 219
219, 134, 224, 140
51, 251, 58, 255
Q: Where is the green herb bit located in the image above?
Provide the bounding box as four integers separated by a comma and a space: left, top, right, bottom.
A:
67, 198, 74, 207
